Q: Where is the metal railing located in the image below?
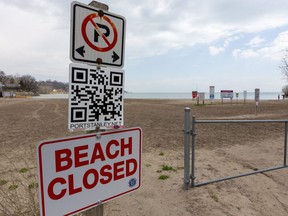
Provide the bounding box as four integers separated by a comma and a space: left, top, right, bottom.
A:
183, 107, 288, 189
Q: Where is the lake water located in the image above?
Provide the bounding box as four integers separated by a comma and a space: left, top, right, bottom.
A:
34, 92, 281, 100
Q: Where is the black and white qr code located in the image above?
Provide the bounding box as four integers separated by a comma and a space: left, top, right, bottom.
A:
68, 64, 124, 131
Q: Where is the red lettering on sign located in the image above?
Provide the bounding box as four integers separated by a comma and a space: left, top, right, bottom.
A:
90, 143, 105, 163
83, 169, 99, 189
55, 149, 72, 172
75, 145, 89, 168
68, 174, 82, 195
126, 158, 137, 176
106, 140, 119, 159
121, 137, 132, 156
113, 161, 125, 181
47, 158, 138, 200
48, 177, 66, 200
99, 164, 112, 184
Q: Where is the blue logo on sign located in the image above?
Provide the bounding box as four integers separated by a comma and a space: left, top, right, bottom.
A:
129, 178, 137, 188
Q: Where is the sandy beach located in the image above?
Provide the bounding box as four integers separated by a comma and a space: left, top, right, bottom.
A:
0, 98, 288, 215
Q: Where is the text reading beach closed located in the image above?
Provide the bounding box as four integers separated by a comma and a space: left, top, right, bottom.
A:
37, 128, 142, 216
70, 1, 126, 67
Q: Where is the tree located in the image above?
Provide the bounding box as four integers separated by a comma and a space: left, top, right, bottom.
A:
282, 85, 288, 97
280, 49, 288, 80
0, 71, 9, 84
0, 71, 5, 82
19, 75, 39, 93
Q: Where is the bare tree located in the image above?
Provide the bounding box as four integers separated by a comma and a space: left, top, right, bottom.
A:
280, 49, 288, 80
19, 75, 39, 93
0, 71, 8, 84
282, 85, 288, 97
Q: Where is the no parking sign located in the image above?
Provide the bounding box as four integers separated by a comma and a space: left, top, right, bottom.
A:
70, 1, 126, 67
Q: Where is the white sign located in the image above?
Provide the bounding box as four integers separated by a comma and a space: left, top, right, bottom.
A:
244, 90, 247, 99
198, 92, 205, 101
209, 86, 215, 100
221, 90, 233, 99
68, 63, 124, 131
70, 1, 126, 67
37, 127, 142, 216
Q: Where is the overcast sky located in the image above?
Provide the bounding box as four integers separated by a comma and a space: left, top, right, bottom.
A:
1, 0, 288, 92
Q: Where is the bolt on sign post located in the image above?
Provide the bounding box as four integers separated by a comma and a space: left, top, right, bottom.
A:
37, 128, 142, 216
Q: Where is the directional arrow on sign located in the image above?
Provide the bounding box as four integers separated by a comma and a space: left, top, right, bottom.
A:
112, 51, 119, 62
76, 46, 86, 57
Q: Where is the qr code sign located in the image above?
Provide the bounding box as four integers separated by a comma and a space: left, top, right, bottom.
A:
68, 63, 124, 131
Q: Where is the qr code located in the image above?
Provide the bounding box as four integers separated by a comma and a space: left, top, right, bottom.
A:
69, 64, 124, 131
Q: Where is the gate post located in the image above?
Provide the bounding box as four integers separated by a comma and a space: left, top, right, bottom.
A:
184, 107, 191, 190
191, 116, 196, 187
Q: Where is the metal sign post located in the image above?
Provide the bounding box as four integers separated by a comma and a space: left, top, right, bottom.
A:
85, 3, 113, 216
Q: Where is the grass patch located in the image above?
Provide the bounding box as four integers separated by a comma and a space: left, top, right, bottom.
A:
28, 182, 38, 189
8, 184, 18, 190
159, 152, 164, 156
0, 153, 39, 215
209, 190, 219, 202
161, 165, 176, 171
158, 175, 169, 180
0, 180, 8, 185
19, 168, 29, 173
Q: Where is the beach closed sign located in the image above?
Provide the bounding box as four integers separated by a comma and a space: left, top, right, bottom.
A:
37, 127, 142, 216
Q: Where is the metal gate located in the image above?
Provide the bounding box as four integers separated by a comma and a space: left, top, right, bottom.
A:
183, 107, 288, 190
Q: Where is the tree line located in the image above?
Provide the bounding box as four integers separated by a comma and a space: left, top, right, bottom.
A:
0, 71, 68, 95
1, 51, 288, 96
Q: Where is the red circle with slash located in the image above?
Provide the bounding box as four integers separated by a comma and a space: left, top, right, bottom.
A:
81, 13, 118, 52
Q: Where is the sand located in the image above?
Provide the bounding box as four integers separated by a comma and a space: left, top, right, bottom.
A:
0, 98, 288, 215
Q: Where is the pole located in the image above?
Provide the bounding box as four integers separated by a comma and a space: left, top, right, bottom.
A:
84, 2, 108, 216
84, 130, 104, 216
191, 116, 196, 187
84, 204, 103, 216
184, 108, 191, 190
